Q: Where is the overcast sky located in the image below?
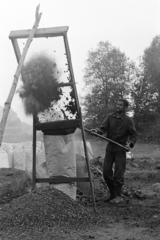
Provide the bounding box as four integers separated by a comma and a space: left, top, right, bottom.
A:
0, 0, 159, 123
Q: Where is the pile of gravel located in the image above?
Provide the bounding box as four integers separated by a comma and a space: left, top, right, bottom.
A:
0, 186, 103, 239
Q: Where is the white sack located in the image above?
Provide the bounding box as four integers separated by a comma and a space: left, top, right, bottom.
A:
0, 150, 10, 168
41, 142, 45, 151
13, 150, 26, 170
53, 183, 77, 200
75, 141, 93, 160
43, 134, 76, 199
44, 134, 76, 177
25, 149, 33, 175
2, 143, 14, 153
36, 161, 49, 188
36, 141, 42, 151
8, 150, 14, 168
23, 141, 32, 150
37, 150, 46, 166
13, 143, 24, 151
25, 150, 46, 175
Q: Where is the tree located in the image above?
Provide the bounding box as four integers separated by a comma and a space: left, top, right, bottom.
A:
130, 36, 160, 134
142, 35, 160, 112
83, 41, 135, 127
130, 63, 158, 131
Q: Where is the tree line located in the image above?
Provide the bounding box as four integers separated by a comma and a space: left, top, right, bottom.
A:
82, 35, 160, 140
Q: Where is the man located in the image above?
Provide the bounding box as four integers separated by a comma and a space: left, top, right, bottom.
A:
92, 99, 137, 204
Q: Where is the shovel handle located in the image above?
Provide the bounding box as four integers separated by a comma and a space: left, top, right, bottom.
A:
84, 128, 128, 151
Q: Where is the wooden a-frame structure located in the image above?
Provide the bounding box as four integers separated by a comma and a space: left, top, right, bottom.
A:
9, 25, 96, 212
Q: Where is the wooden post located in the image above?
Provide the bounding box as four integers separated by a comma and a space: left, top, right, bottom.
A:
0, 5, 42, 146
32, 116, 37, 190
79, 107, 96, 213
63, 34, 80, 113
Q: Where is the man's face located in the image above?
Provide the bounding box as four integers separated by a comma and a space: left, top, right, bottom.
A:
116, 101, 125, 113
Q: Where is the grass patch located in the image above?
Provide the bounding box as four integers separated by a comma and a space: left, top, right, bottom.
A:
126, 170, 160, 183
131, 142, 160, 159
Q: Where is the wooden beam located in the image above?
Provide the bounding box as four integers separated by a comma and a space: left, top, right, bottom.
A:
79, 107, 96, 212
9, 26, 69, 39
11, 39, 21, 63
35, 119, 80, 131
56, 82, 76, 87
36, 176, 90, 183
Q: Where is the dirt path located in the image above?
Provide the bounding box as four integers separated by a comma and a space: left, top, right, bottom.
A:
69, 224, 159, 240
66, 200, 160, 240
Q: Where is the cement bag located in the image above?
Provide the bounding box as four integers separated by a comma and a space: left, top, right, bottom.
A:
24, 149, 46, 175
41, 142, 45, 151
36, 141, 42, 151
24, 141, 32, 150
53, 183, 77, 200
2, 143, 13, 153
37, 150, 46, 166
8, 150, 14, 168
13, 150, 26, 170
13, 143, 24, 151
0, 150, 10, 168
36, 161, 49, 188
76, 154, 90, 195
25, 149, 33, 175
43, 134, 76, 200
75, 141, 93, 160
25, 150, 46, 175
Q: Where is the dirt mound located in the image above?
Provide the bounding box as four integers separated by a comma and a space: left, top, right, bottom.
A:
0, 168, 31, 204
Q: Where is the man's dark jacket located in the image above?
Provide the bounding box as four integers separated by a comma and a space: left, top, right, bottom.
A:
97, 112, 137, 147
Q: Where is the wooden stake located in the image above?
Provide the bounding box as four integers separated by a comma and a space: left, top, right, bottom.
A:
0, 5, 42, 146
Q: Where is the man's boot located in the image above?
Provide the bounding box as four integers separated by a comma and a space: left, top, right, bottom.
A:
104, 194, 115, 203
104, 189, 115, 203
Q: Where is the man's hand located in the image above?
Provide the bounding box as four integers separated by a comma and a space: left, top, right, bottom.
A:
90, 128, 103, 136
91, 128, 98, 133
90, 129, 99, 135
125, 141, 134, 151
125, 142, 131, 152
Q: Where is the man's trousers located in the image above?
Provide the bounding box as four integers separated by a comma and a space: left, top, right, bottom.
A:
103, 143, 126, 197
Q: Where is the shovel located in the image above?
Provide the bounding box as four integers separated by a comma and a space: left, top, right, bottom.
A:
84, 128, 128, 151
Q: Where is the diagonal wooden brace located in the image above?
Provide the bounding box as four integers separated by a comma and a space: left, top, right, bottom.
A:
0, 5, 42, 146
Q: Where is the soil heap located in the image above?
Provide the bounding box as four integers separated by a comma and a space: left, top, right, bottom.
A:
0, 186, 103, 240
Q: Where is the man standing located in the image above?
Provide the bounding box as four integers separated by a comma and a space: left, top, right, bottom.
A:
92, 99, 137, 204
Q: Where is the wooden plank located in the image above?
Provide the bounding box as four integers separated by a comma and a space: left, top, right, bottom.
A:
11, 39, 21, 63
9, 26, 69, 39
36, 177, 90, 183
57, 82, 76, 87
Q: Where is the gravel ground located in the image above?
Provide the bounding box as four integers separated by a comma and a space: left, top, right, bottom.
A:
0, 186, 103, 240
